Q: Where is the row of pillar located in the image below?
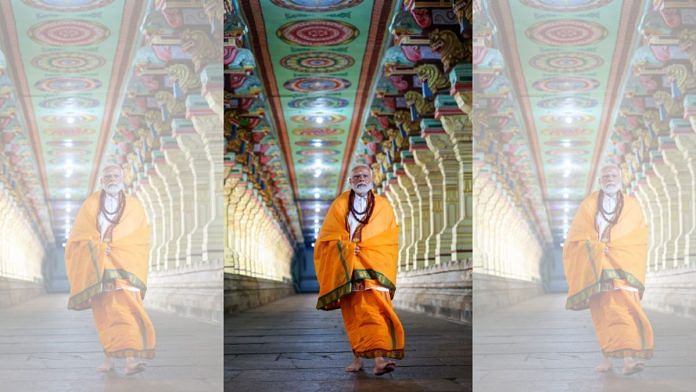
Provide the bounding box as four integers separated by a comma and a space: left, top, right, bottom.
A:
0, 166, 44, 282
223, 3, 297, 284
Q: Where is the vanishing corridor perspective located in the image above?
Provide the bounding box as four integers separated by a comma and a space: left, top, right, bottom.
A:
224, 0, 472, 390
474, 0, 696, 390
0, 1, 224, 390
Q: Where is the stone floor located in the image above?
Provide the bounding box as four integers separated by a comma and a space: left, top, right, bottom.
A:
225, 294, 471, 392
475, 294, 696, 392
0, 293, 222, 392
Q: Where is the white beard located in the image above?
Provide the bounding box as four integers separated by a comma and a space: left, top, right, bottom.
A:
351, 182, 373, 196
601, 183, 620, 195
103, 182, 124, 196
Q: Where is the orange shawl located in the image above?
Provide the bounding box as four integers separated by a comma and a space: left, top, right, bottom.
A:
563, 191, 648, 310
314, 191, 399, 310
65, 191, 151, 310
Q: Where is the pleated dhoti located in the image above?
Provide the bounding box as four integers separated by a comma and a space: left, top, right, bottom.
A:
589, 289, 653, 359
91, 283, 156, 359
339, 288, 405, 359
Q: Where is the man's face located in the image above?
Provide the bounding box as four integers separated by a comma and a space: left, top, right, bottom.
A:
349, 167, 372, 195
599, 167, 621, 194
101, 168, 123, 194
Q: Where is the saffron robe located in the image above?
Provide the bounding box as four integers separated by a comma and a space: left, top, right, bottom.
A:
563, 191, 653, 358
65, 191, 155, 358
314, 191, 405, 359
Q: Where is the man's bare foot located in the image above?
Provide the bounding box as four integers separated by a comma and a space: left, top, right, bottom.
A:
96, 357, 114, 373
623, 357, 644, 376
595, 357, 612, 372
373, 356, 396, 376
124, 357, 146, 375
345, 356, 363, 372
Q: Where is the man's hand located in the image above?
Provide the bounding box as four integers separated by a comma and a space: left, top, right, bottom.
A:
105, 244, 112, 256
354, 245, 360, 255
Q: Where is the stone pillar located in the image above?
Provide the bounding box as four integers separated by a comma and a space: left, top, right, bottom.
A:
423, 119, 457, 265
672, 119, 696, 265
415, 120, 446, 267
437, 95, 473, 262
404, 140, 431, 269
396, 160, 419, 271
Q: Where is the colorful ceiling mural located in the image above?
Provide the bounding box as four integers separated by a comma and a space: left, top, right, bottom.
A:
0, 0, 146, 244
478, 0, 648, 243
238, 0, 398, 241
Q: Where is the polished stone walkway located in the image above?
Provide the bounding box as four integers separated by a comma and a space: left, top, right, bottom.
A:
475, 294, 696, 392
0, 294, 222, 392
225, 294, 471, 391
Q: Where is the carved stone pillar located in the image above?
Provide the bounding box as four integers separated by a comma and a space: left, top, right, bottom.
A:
423, 119, 457, 265
396, 159, 419, 271
405, 138, 432, 269
654, 138, 680, 269
415, 121, 446, 267
188, 94, 224, 266
437, 95, 472, 261
392, 164, 414, 269
383, 173, 407, 269
672, 119, 696, 265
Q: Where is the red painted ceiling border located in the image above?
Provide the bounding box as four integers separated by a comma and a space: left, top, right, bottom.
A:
490, 2, 550, 238
336, 0, 395, 196
243, 0, 300, 201
584, 0, 643, 195
243, 0, 395, 200
0, 1, 51, 221
88, 0, 147, 192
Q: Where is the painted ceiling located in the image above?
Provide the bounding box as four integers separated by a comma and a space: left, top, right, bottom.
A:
482, 0, 647, 243
239, 0, 397, 240
0, 0, 145, 244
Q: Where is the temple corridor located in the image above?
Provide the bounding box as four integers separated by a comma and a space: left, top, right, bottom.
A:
0, 1, 224, 390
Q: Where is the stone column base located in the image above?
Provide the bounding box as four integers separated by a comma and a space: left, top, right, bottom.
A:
0, 278, 44, 308
393, 259, 472, 324
473, 273, 544, 316
224, 274, 295, 313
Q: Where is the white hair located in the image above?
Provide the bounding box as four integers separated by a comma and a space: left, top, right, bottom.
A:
102, 164, 124, 176
599, 164, 621, 175
350, 164, 371, 174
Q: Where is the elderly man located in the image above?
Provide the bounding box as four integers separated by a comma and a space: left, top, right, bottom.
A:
563, 164, 652, 375
314, 164, 405, 375
65, 165, 155, 375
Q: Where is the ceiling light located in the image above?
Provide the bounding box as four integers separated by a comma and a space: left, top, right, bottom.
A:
314, 170, 322, 178
564, 116, 573, 124
315, 116, 325, 124
314, 192, 320, 199
66, 116, 76, 124
312, 140, 322, 147
315, 205, 320, 212
64, 140, 74, 147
